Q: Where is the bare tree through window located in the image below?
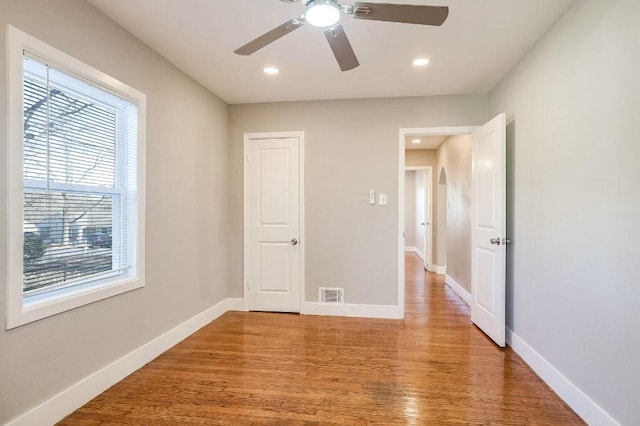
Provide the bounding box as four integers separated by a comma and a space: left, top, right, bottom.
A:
23, 59, 119, 293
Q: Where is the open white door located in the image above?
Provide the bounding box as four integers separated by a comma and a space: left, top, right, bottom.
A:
415, 170, 426, 263
471, 113, 507, 347
245, 134, 303, 313
424, 168, 433, 269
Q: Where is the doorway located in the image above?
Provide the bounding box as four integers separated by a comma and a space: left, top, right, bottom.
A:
397, 126, 477, 318
404, 167, 433, 269
398, 116, 508, 348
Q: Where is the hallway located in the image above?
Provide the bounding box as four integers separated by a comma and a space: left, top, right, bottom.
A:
61, 254, 583, 424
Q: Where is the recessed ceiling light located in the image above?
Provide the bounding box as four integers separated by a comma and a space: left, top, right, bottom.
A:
263, 67, 279, 75
413, 58, 430, 67
412, 139, 421, 144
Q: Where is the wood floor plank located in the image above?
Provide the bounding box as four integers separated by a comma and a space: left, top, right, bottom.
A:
59, 254, 583, 424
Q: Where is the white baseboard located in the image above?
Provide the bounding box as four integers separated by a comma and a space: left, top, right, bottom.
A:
444, 275, 471, 306
7, 297, 239, 426
226, 297, 246, 311
428, 264, 446, 274
506, 329, 619, 426
302, 302, 402, 319
404, 246, 417, 253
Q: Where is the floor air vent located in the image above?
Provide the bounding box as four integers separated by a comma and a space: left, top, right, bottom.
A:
319, 287, 344, 304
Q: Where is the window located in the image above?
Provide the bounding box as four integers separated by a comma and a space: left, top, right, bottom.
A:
6, 26, 146, 329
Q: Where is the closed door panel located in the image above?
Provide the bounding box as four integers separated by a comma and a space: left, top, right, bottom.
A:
259, 148, 291, 225
475, 247, 496, 313
258, 242, 291, 293
246, 136, 301, 313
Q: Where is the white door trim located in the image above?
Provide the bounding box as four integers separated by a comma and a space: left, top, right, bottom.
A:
398, 126, 477, 318
404, 166, 433, 268
243, 131, 305, 312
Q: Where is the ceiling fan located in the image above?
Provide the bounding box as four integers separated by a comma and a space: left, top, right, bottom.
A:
234, 0, 449, 72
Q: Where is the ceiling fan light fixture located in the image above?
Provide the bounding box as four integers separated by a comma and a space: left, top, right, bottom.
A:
305, 0, 341, 28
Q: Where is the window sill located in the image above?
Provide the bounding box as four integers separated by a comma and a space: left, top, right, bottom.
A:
6, 275, 144, 330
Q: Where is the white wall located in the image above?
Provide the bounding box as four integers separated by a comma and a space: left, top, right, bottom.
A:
229, 96, 488, 306
489, 0, 640, 423
0, 0, 230, 422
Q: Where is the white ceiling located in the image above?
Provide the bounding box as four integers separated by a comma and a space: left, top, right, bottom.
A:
87, 0, 575, 104
405, 135, 447, 150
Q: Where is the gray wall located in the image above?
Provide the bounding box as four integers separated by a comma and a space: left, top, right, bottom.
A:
436, 135, 472, 290
489, 0, 640, 423
0, 0, 230, 422
405, 149, 437, 168
229, 96, 487, 305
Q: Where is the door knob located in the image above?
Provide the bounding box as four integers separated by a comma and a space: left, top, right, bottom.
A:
291, 238, 298, 246
421, 222, 425, 226
490, 238, 501, 245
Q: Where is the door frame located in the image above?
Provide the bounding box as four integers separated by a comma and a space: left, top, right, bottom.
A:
243, 131, 305, 312
398, 126, 477, 318
404, 166, 433, 269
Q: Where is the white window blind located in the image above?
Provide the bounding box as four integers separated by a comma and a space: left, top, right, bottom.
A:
22, 54, 138, 298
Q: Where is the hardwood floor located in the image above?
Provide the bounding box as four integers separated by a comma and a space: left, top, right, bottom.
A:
60, 254, 583, 425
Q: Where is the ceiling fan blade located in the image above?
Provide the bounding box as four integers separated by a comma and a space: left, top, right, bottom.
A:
324, 25, 360, 72
234, 19, 304, 56
352, 3, 449, 26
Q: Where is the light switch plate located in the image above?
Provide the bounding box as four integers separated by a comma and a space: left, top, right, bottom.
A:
379, 193, 388, 206
369, 190, 376, 205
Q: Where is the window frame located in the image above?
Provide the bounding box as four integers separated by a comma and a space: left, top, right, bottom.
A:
5, 25, 146, 329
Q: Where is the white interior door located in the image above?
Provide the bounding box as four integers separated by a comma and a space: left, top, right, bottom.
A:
471, 113, 507, 347
415, 170, 426, 261
424, 168, 433, 268
245, 135, 302, 312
